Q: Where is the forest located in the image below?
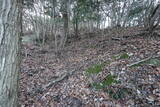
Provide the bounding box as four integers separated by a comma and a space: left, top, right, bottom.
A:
0, 0, 160, 107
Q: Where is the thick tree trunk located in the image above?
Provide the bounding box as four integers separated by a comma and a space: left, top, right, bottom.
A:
0, 0, 22, 107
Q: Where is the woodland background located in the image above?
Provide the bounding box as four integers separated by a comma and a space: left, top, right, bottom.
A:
0, 0, 160, 107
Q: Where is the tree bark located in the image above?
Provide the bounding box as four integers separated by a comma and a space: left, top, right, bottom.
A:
148, 4, 160, 33
75, 18, 79, 38
0, 0, 22, 107
61, 0, 69, 48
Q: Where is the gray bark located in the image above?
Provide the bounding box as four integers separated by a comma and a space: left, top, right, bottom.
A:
149, 4, 160, 32
0, 0, 22, 107
61, 0, 69, 48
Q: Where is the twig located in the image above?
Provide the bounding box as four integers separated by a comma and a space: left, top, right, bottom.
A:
111, 37, 123, 41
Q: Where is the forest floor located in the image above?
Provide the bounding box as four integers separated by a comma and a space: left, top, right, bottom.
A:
19, 27, 160, 107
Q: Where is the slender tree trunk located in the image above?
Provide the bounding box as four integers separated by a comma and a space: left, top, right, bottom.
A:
0, 0, 22, 107
62, 0, 69, 48
63, 12, 68, 46
73, 5, 79, 39
75, 19, 79, 38
96, 0, 100, 29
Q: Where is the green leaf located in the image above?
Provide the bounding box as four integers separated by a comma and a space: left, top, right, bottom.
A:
91, 74, 118, 89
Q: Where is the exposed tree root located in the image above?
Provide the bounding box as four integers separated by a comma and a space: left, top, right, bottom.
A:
43, 66, 83, 91
42, 70, 75, 90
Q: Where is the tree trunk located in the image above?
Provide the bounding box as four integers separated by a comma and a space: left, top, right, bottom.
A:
63, 12, 68, 46
61, 0, 69, 48
73, 6, 79, 39
75, 19, 79, 38
0, 0, 22, 107
148, 4, 160, 33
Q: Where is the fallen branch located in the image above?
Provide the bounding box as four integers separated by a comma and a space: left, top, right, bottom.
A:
127, 55, 160, 67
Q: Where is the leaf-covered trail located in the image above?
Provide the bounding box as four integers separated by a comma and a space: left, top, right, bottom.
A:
19, 28, 160, 106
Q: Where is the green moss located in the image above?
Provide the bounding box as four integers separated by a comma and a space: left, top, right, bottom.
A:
86, 64, 104, 74
90, 45, 96, 49
91, 82, 104, 89
112, 53, 129, 60
85, 61, 111, 75
112, 55, 118, 60
107, 88, 129, 100
91, 74, 118, 89
119, 53, 129, 59
89, 73, 128, 100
